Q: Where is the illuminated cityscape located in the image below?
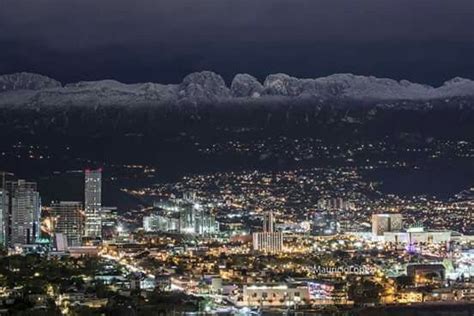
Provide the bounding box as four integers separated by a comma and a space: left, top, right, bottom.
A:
0, 1, 473, 314
0, 136, 471, 314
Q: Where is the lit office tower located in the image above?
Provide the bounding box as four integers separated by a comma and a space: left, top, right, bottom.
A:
263, 211, 274, 233
253, 211, 283, 253
6, 180, 41, 246
50, 201, 84, 247
101, 206, 118, 240
0, 189, 8, 246
84, 169, 102, 239
372, 213, 403, 237
0, 172, 13, 247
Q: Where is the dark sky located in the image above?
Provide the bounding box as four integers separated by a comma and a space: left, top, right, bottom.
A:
1, 0, 474, 85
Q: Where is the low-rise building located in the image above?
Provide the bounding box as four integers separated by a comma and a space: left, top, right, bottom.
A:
241, 284, 310, 307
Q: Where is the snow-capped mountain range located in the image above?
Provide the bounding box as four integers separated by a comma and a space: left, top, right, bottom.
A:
1, 71, 474, 107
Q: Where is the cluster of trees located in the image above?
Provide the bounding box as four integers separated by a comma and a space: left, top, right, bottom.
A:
0, 254, 118, 314
348, 279, 384, 306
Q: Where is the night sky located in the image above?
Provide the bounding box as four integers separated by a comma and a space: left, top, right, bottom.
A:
1, 0, 474, 85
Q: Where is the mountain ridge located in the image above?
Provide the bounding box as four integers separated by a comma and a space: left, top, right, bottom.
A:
1, 71, 474, 107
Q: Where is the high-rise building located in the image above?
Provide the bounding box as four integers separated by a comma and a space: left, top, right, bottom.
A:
84, 169, 102, 239
5, 180, 41, 246
177, 204, 219, 235
101, 206, 118, 240
0, 172, 13, 247
0, 189, 9, 247
253, 211, 284, 253
252, 231, 284, 253
263, 211, 274, 233
143, 214, 160, 232
179, 204, 196, 234
372, 213, 403, 237
50, 201, 84, 247
144, 213, 179, 232
194, 209, 219, 235
312, 212, 339, 236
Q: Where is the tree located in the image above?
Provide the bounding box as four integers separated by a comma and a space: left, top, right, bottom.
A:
348, 279, 383, 306
395, 275, 414, 288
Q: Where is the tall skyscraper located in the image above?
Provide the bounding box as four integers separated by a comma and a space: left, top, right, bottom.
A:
372, 213, 403, 237
84, 169, 102, 239
0, 189, 9, 247
0, 172, 13, 247
50, 201, 84, 247
6, 180, 41, 246
253, 211, 283, 253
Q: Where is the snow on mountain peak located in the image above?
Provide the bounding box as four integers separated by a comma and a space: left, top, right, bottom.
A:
179, 71, 230, 100
0, 72, 61, 92
0, 71, 474, 108
231, 74, 263, 97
